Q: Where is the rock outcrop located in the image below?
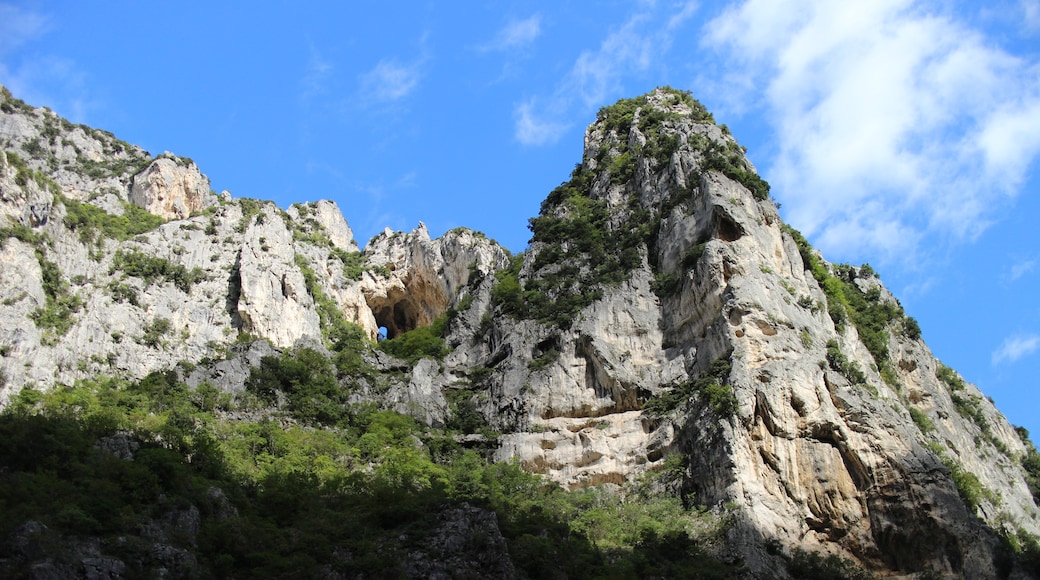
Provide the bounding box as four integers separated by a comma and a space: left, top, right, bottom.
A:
1, 84, 1038, 578
128, 152, 216, 219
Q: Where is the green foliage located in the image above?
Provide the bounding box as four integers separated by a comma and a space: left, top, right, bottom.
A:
0, 219, 44, 249
904, 316, 922, 340
12, 235, 84, 340
111, 249, 206, 292
293, 253, 367, 349
3, 150, 61, 194
700, 140, 771, 201
785, 225, 913, 368
651, 272, 682, 298
73, 155, 151, 180
377, 314, 450, 364
1019, 428, 1040, 506
528, 348, 560, 372
106, 281, 139, 305
0, 352, 736, 578
61, 194, 164, 243
644, 356, 736, 417
937, 364, 966, 391
235, 198, 264, 232
949, 462, 992, 513
496, 165, 647, 328
139, 317, 172, 348
926, 443, 999, 513
825, 340, 867, 385
0, 86, 34, 114
909, 407, 935, 433
246, 348, 351, 425
334, 249, 366, 281
681, 242, 707, 270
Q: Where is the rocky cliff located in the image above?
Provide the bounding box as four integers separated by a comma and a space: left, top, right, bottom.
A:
1, 85, 1038, 578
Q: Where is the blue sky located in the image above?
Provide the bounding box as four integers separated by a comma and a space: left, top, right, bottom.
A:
2, 1, 1038, 439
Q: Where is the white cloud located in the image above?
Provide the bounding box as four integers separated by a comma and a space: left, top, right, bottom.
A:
483, 15, 542, 51
1023, 0, 1040, 30
359, 59, 422, 103
704, 0, 1040, 262
514, 4, 696, 145
992, 333, 1040, 364
0, 4, 49, 56
514, 99, 569, 146
0, 5, 95, 123
1010, 258, 1037, 281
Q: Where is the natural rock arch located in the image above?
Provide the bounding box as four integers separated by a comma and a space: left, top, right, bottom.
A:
364, 276, 449, 339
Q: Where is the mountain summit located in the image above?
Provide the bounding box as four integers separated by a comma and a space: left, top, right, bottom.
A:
1, 85, 1038, 578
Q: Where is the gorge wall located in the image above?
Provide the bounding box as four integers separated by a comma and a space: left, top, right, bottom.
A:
1, 85, 1038, 578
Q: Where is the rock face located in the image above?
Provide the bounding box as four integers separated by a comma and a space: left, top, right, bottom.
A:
129, 152, 216, 219
2, 84, 1039, 578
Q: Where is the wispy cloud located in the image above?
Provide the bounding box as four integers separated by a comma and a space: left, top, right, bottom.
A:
703, 0, 1040, 263
300, 43, 333, 101
1023, 0, 1040, 30
513, 3, 697, 145
359, 59, 423, 103
1010, 258, 1037, 281
993, 333, 1040, 364
0, 3, 49, 56
0, 4, 94, 122
482, 14, 542, 52
515, 99, 570, 146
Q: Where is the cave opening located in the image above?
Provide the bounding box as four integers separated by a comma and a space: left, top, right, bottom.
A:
372, 299, 421, 340
714, 211, 744, 242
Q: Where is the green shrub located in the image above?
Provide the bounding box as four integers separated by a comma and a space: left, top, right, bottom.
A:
1019, 434, 1040, 507
909, 407, 934, 433
139, 317, 172, 348
528, 348, 560, 372
644, 356, 736, 417
937, 364, 966, 391
111, 250, 206, 292
61, 194, 164, 243
293, 253, 363, 348
825, 340, 867, 385
377, 314, 450, 364
651, 272, 682, 298
24, 246, 83, 340
246, 347, 349, 425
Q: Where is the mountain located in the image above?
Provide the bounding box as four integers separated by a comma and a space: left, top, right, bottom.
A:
1, 84, 1039, 578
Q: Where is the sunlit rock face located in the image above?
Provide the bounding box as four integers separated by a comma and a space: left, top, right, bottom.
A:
129, 153, 217, 220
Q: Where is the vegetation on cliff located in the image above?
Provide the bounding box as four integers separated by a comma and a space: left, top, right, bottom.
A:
0, 347, 738, 578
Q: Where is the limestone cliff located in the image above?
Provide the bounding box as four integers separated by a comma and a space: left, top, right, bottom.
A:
1, 85, 1038, 578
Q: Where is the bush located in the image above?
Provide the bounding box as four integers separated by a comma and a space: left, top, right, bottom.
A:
111, 250, 206, 293
644, 356, 736, 417
246, 347, 349, 425
61, 195, 164, 243
139, 317, 172, 348
909, 407, 934, 433
825, 340, 867, 385
377, 315, 450, 364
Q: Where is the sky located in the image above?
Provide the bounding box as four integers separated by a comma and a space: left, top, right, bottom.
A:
1, 1, 1038, 439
